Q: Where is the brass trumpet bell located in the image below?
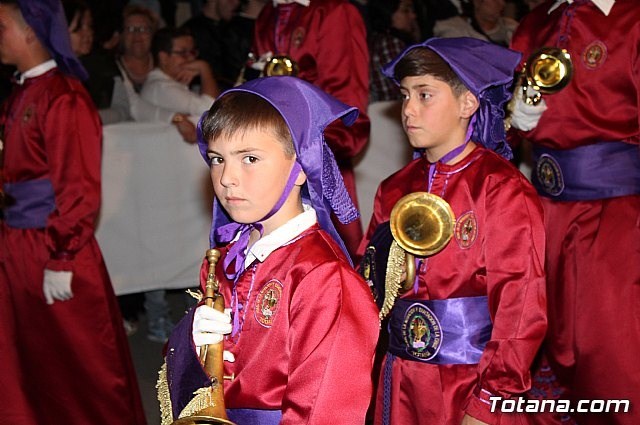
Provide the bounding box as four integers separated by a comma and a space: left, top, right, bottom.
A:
378, 192, 455, 320
390, 192, 455, 257
522, 47, 572, 105
525, 47, 572, 93
264, 55, 299, 77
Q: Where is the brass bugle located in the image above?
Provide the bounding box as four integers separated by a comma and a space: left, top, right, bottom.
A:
264, 55, 299, 77
172, 249, 235, 425
522, 47, 573, 105
389, 192, 455, 290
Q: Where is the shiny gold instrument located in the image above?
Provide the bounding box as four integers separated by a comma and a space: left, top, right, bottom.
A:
172, 249, 236, 425
380, 192, 455, 320
264, 55, 299, 77
522, 47, 573, 105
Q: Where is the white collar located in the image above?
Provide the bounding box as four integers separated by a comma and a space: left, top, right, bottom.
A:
548, 0, 615, 16
273, 0, 310, 7
244, 204, 317, 267
15, 60, 57, 85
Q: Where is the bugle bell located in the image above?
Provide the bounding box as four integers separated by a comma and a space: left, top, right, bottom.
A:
264, 55, 299, 77
379, 192, 455, 320
521, 47, 573, 105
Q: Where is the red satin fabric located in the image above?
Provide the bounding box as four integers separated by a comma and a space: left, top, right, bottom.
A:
511, 2, 640, 424
510, 0, 640, 150
252, 0, 371, 257
359, 147, 547, 424
205, 225, 379, 424
0, 69, 146, 424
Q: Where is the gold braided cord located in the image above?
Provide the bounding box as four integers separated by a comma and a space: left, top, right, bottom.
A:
380, 240, 406, 321
157, 362, 173, 425
178, 387, 217, 419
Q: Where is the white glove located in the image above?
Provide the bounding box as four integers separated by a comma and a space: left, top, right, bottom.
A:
510, 87, 548, 131
250, 51, 273, 72
192, 304, 233, 347
43, 269, 73, 305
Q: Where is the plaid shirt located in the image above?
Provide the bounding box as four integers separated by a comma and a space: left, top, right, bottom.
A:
369, 32, 406, 102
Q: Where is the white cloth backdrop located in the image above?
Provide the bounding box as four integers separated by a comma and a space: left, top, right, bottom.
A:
96, 122, 212, 295
354, 100, 413, 230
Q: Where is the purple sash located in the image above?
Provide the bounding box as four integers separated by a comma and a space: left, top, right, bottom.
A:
387, 296, 491, 365
532, 142, 640, 201
227, 409, 282, 424
3, 179, 55, 229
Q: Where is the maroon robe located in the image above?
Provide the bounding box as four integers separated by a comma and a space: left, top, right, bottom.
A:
0, 67, 146, 425
359, 146, 547, 424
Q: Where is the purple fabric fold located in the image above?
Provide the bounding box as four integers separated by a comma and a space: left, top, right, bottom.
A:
388, 296, 492, 365
532, 141, 640, 201
3, 179, 56, 229
226, 408, 282, 424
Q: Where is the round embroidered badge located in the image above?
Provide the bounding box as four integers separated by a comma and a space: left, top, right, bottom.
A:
254, 279, 283, 328
361, 246, 380, 304
292, 27, 306, 49
582, 41, 607, 69
402, 303, 442, 361
536, 154, 565, 196
454, 211, 478, 249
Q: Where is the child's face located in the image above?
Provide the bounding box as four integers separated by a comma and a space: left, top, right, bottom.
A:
400, 74, 472, 159
207, 127, 304, 234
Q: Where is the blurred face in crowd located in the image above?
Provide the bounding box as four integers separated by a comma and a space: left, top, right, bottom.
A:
0, 4, 30, 69
68, 9, 93, 56
473, 0, 506, 22
212, 0, 241, 22
160, 35, 197, 80
391, 0, 416, 34
122, 13, 154, 58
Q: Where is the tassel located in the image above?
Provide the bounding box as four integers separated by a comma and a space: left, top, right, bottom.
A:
156, 362, 174, 425
178, 386, 216, 419
380, 241, 405, 320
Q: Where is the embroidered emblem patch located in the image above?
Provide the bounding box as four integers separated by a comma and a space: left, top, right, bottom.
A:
582, 41, 607, 69
454, 211, 478, 249
254, 279, 283, 328
361, 246, 380, 304
402, 303, 442, 361
292, 27, 305, 49
536, 154, 564, 196
22, 106, 33, 123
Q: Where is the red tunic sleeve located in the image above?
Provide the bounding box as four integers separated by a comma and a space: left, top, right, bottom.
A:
314, 2, 370, 160
43, 85, 102, 270
465, 174, 547, 423
282, 261, 378, 424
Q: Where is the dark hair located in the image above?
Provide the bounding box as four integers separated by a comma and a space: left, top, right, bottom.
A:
394, 47, 468, 96
150, 27, 192, 65
367, 0, 401, 33
61, 0, 90, 30
201, 92, 295, 157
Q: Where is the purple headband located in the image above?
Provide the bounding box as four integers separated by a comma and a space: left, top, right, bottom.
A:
17, 0, 88, 81
197, 76, 360, 264
383, 37, 521, 159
